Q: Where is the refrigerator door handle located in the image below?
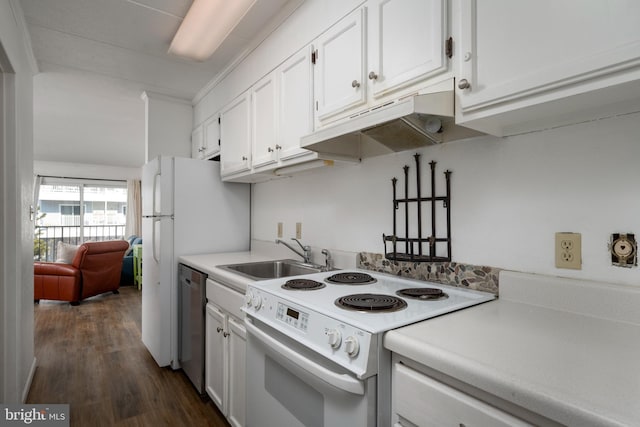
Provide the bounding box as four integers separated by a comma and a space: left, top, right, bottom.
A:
152, 217, 160, 264
152, 172, 161, 216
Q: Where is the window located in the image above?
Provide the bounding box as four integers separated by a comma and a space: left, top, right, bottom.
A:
34, 178, 128, 261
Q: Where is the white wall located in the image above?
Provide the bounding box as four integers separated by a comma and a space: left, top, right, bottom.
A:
0, 0, 37, 403
142, 91, 192, 162
253, 111, 640, 287
34, 160, 141, 181
33, 67, 146, 168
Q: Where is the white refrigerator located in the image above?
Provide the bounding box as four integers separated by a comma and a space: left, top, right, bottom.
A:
141, 156, 250, 369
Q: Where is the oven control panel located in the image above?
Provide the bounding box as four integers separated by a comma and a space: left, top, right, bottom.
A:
244, 287, 375, 377
276, 302, 309, 331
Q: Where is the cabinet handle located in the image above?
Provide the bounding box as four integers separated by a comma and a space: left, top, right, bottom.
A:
275, 144, 282, 150
268, 147, 274, 152
368, 71, 378, 80
216, 327, 223, 333
458, 79, 471, 90
351, 80, 360, 88
242, 156, 248, 161
223, 332, 230, 338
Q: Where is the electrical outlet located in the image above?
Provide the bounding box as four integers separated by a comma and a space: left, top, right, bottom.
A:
555, 232, 581, 269
610, 233, 637, 267
277, 222, 283, 238
296, 222, 302, 239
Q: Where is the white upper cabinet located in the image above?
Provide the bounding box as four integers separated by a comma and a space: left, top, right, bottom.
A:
278, 45, 315, 162
203, 114, 221, 159
455, 0, 640, 136
251, 72, 278, 169
313, 7, 367, 123
191, 125, 204, 159
227, 45, 318, 182
220, 91, 251, 177
192, 116, 220, 160
368, 0, 447, 98
313, 0, 449, 127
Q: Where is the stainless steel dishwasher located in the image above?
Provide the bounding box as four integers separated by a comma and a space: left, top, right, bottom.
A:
178, 263, 206, 394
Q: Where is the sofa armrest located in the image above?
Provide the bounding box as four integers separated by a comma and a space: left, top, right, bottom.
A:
34, 262, 80, 277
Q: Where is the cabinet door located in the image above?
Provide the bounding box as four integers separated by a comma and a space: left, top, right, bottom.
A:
393, 362, 532, 427
368, 0, 446, 98
203, 114, 220, 158
456, 0, 640, 133
191, 125, 204, 159
220, 91, 251, 176
205, 303, 228, 414
313, 7, 366, 123
278, 45, 314, 161
251, 72, 278, 169
227, 317, 247, 427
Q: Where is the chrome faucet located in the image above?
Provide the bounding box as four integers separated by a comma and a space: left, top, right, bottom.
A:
276, 238, 312, 264
321, 249, 333, 271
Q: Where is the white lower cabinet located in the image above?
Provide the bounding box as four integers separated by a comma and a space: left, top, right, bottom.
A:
392, 359, 532, 427
205, 279, 246, 427
227, 318, 246, 427
205, 303, 226, 410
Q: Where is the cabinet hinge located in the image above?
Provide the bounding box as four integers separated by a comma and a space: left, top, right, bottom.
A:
311, 49, 318, 65
218, 117, 221, 124
445, 37, 453, 59
218, 139, 220, 146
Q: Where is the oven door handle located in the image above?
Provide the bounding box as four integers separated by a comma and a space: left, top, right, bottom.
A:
245, 318, 365, 395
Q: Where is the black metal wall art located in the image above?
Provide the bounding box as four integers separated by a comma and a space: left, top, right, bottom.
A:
383, 153, 452, 262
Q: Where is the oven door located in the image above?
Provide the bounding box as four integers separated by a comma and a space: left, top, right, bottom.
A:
245, 317, 376, 427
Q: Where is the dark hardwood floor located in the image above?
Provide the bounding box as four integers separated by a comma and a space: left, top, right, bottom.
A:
27, 286, 230, 427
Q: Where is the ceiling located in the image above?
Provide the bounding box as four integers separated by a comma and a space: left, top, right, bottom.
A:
22, 0, 294, 168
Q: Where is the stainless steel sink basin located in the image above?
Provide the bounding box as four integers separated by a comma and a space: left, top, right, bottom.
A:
218, 259, 325, 280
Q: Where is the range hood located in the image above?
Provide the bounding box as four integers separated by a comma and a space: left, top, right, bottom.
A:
301, 79, 483, 160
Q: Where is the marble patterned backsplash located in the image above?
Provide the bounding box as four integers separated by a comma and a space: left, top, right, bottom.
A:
357, 252, 501, 295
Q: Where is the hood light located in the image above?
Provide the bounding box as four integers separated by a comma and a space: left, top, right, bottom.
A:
424, 117, 443, 134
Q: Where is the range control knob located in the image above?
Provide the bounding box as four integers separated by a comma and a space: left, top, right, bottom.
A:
252, 294, 263, 310
244, 292, 253, 307
344, 336, 359, 358
327, 329, 342, 349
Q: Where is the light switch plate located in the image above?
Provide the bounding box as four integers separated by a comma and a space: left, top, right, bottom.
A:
555, 232, 582, 269
296, 222, 302, 239
277, 222, 283, 238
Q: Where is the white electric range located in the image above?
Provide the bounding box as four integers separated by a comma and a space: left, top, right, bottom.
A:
242, 269, 495, 427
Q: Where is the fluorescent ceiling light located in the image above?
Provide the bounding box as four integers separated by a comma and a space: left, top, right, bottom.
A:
169, 0, 257, 61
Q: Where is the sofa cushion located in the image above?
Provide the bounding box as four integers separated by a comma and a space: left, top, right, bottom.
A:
55, 241, 79, 263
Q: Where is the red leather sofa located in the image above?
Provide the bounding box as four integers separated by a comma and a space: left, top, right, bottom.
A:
34, 240, 130, 305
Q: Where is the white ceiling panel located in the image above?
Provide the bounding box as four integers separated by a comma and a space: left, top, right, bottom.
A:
29, 25, 215, 98
125, 0, 192, 19
22, 0, 184, 58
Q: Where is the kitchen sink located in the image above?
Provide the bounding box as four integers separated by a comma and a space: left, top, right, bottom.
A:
218, 259, 325, 280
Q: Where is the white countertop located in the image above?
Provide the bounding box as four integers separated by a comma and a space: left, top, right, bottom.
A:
178, 241, 358, 293
384, 271, 640, 427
